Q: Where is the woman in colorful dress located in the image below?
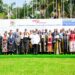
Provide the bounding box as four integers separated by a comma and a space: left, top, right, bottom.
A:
69, 31, 75, 53
54, 32, 61, 54
40, 32, 45, 53
47, 31, 53, 53
2, 33, 8, 54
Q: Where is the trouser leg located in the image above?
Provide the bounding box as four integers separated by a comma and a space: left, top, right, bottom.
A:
33, 44, 38, 54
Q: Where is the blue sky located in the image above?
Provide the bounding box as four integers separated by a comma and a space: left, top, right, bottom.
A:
3, 0, 31, 7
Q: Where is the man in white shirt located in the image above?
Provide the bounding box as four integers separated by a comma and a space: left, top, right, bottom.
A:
13, 29, 20, 54
30, 31, 40, 54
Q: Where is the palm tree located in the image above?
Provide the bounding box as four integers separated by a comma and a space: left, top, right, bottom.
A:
2, 3, 8, 18
8, 2, 16, 19
30, 0, 75, 18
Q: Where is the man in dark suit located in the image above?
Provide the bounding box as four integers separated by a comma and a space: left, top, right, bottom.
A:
0, 34, 2, 54
13, 29, 20, 54
23, 32, 30, 54
15, 34, 21, 54
8, 32, 15, 54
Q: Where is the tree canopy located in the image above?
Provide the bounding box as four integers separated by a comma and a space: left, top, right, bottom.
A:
0, 0, 75, 19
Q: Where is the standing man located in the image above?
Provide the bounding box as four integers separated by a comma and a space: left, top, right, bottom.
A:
44, 29, 48, 53
19, 32, 24, 54
40, 31, 45, 53
0, 33, 2, 54
13, 29, 20, 54
63, 31, 68, 54
15, 34, 21, 54
38, 30, 42, 53
23, 31, 30, 54
52, 29, 57, 54
8, 31, 15, 54
30, 31, 40, 54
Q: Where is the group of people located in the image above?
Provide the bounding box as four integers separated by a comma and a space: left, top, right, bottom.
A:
0, 28, 75, 55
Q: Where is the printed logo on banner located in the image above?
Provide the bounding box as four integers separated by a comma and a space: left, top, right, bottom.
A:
32, 19, 46, 24
62, 19, 75, 26
10, 21, 15, 26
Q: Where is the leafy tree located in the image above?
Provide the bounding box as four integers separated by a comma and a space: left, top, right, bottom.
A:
0, 0, 3, 12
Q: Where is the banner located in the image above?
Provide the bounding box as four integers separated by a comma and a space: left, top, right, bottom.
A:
0, 19, 75, 34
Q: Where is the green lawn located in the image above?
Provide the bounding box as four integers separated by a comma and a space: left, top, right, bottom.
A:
0, 55, 75, 75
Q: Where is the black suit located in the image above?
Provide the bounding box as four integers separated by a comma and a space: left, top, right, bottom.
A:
0, 36, 2, 54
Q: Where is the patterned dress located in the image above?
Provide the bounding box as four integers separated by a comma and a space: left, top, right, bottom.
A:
54, 35, 60, 54
2, 35, 8, 53
69, 33, 75, 52
47, 35, 52, 52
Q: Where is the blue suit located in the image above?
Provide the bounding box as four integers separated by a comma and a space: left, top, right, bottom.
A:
8, 35, 15, 53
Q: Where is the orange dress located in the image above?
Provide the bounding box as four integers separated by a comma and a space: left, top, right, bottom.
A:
47, 35, 52, 52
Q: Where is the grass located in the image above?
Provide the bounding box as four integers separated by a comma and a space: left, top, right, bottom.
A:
0, 55, 75, 75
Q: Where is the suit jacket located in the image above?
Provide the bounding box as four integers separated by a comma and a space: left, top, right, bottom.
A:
0, 36, 2, 45
15, 35, 21, 46
8, 35, 15, 45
